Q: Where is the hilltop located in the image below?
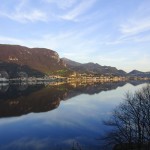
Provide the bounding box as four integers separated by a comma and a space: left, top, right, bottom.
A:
62, 57, 126, 76
0, 44, 67, 78
0, 44, 149, 79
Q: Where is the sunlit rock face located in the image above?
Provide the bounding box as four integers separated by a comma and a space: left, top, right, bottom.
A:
0, 44, 66, 77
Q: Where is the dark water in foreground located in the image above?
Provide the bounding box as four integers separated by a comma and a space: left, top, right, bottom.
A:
0, 81, 148, 150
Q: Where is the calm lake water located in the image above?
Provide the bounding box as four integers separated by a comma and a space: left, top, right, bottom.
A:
0, 81, 149, 150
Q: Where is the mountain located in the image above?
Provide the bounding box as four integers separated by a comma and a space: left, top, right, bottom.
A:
128, 70, 150, 77
62, 57, 126, 76
0, 44, 149, 78
62, 57, 82, 67
0, 44, 66, 77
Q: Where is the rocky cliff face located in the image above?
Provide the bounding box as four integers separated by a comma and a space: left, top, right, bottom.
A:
0, 44, 66, 77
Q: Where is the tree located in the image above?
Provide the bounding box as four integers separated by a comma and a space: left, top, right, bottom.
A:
0, 71, 9, 79
103, 84, 150, 150
17, 72, 28, 79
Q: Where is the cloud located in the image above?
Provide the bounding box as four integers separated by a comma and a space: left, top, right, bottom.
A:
1, 10, 48, 23
60, 0, 97, 21
102, 33, 150, 46
0, 0, 48, 23
0, 0, 97, 23
120, 1, 150, 36
120, 19, 150, 36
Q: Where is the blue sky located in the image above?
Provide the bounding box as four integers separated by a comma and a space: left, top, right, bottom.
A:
0, 0, 150, 72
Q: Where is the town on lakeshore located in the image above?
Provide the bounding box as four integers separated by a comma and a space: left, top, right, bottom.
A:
0, 71, 150, 85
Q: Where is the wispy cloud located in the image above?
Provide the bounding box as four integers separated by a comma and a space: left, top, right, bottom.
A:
105, 3, 150, 46
0, 0, 48, 23
0, 0, 96, 23
1, 10, 48, 23
60, 0, 97, 21
120, 1, 150, 36
120, 19, 150, 36
102, 33, 150, 46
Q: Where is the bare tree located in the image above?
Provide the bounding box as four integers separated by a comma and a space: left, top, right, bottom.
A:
103, 84, 150, 150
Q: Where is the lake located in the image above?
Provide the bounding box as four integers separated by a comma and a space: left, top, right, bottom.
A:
0, 81, 149, 150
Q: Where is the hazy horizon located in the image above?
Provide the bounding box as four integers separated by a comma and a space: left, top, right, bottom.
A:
0, 0, 150, 72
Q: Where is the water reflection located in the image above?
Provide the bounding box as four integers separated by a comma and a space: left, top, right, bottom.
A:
0, 81, 149, 150
0, 81, 148, 118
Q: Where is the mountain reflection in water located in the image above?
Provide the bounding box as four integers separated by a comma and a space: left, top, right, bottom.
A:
0, 81, 147, 118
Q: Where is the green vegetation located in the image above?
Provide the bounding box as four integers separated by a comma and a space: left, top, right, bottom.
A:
47, 69, 74, 76
56, 69, 68, 75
